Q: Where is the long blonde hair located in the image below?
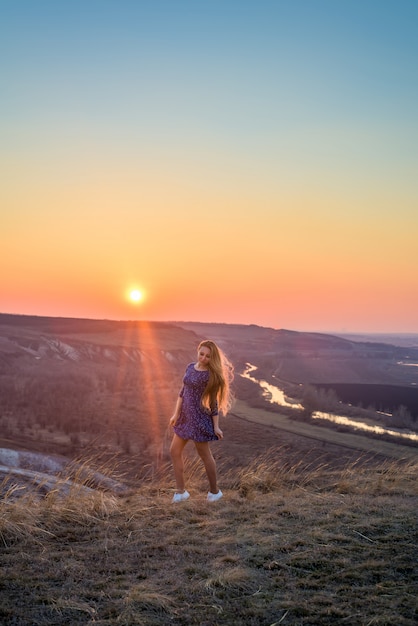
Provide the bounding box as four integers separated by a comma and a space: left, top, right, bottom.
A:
199, 340, 234, 415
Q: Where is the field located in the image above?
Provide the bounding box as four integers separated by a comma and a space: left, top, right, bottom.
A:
1, 455, 417, 625
231, 400, 418, 462
1, 315, 417, 624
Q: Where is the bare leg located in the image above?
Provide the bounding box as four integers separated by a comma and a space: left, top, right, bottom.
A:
170, 434, 188, 492
194, 441, 218, 493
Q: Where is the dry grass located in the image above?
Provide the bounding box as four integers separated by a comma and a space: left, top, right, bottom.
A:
0, 454, 417, 625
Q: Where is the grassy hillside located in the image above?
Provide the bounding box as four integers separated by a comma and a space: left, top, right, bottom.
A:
1, 313, 417, 483
1, 454, 417, 625
1, 315, 417, 624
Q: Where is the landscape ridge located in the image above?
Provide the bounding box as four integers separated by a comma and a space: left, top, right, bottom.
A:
1, 313, 417, 624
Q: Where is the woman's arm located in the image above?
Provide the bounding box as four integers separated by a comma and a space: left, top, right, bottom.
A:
211, 412, 223, 440
169, 396, 183, 427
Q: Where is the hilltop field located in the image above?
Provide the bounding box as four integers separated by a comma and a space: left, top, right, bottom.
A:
1, 455, 417, 626
0, 315, 417, 625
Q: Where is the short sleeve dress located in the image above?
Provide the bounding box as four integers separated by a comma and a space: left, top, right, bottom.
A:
173, 363, 219, 442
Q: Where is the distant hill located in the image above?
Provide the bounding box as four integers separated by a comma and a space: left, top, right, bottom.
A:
2, 314, 417, 382
1, 313, 417, 474
0, 314, 198, 366
2, 312, 418, 388
177, 321, 418, 385
335, 332, 418, 348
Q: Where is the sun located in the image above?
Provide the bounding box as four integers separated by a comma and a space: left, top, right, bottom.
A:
129, 289, 143, 303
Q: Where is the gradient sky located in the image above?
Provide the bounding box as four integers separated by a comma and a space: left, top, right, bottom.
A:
1, 0, 417, 332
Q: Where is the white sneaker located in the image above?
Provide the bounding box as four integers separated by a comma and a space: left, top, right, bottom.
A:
207, 490, 223, 503
172, 490, 190, 503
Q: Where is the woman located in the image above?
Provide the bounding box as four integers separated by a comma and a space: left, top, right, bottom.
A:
169, 340, 234, 503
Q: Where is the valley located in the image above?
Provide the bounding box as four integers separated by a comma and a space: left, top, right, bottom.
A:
0, 313, 417, 495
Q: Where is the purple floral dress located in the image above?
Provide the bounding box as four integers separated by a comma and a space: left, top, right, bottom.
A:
173, 363, 219, 442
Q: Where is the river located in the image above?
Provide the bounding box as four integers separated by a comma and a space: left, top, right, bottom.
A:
241, 363, 418, 443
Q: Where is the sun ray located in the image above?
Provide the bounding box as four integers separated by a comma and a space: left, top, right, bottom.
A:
132, 321, 175, 466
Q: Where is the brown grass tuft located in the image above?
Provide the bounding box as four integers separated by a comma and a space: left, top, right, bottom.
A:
204, 565, 255, 592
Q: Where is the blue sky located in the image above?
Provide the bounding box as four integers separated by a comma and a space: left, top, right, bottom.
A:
3, 1, 417, 193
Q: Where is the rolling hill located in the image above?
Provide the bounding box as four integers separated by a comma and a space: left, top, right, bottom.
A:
1, 313, 417, 479
1, 315, 417, 625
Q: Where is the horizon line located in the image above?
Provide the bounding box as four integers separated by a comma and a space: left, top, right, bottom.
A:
0, 311, 417, 336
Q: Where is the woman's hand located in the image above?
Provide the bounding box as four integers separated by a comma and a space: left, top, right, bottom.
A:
214, 426, 223, 440
170, 397, 183, 428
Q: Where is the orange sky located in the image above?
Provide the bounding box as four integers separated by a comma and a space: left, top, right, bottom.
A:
2, 2, 418, 333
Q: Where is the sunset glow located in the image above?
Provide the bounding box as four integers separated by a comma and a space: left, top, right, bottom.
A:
1, 1, 417, 332
129, 290, 143, 304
